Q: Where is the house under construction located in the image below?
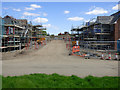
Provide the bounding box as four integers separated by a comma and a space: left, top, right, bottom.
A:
71, 11, 120, 50
0, 15, 47, 52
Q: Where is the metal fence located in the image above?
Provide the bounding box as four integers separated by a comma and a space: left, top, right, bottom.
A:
65, 39, 120, 60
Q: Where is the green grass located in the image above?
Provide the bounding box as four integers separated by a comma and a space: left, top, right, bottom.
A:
2, 73, 120, 88
0, 75, 2, 89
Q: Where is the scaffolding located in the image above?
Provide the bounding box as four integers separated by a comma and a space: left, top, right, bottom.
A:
0, 15, 48, 52
71, 11, 120, 51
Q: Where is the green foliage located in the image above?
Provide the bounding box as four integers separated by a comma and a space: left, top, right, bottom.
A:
51, 34, 55, 37
41, 31, 47, 36
2, 73, 120, 88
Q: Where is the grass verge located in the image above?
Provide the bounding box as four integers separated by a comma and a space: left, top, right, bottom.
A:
2, 73, 120, 88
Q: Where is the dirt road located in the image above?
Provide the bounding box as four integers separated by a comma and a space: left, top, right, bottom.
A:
2, 40, 119, 77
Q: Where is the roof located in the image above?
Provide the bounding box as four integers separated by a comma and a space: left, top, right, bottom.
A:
95, 11, 120, 24
71, 27, 85, 31
110, 11, 120, 23
33, 25, 43, 27
95, 16, 114, 24
71, 11, 120, 31
111, 11, 120, 16
86, 22, 95, 26
4, 15, 15, 20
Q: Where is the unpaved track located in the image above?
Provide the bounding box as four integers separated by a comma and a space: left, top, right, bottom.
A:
2, 40, 119, 77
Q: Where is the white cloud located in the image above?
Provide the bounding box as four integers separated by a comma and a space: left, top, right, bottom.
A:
89, 6, 96, 11
25, 4, 41, 11
33, 17, 48, 23
85, 7, 108, 15
30, 4, 41, 8
52, 26, 59, 30
43, 13, 48, 17
112, 4, 120, 10
67, 17, 84, 21
43, 24, 51, 28
64, 10, 70, 14
13, 8, 21, 12
3, 8, 9, 10
21, 16, 25, 19
25, 7, 35, 10
23, 12, 40, 16
43, 24, 59, 31
84, 19, 90, 22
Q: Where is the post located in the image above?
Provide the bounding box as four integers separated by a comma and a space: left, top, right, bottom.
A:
19, 43, 21, 52
69, 36, 71, 50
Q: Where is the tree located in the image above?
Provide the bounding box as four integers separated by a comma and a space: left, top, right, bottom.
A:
51, 34, 54, 37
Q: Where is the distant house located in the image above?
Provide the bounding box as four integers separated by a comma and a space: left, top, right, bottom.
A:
58, 32, 70, 40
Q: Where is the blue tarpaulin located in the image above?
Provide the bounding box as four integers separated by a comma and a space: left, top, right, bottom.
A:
94, 29, 101, 33
117, 40, 120, 53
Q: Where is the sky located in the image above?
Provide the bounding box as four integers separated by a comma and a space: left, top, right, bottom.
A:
1, 2, 120, 35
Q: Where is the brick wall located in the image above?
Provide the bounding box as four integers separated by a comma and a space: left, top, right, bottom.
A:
115, 17, 120, 50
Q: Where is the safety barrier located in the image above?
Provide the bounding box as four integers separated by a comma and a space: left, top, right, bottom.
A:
64, 37, 120, 60
34, 41, 39, 50
25, 40, 47, 50
72, 46, 80, 53
106, 53, 111, 60
101, 52, 104, 60
114, 53, 119, 60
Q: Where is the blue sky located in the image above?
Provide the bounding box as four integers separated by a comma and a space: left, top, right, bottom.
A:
2, 2, 119, 35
